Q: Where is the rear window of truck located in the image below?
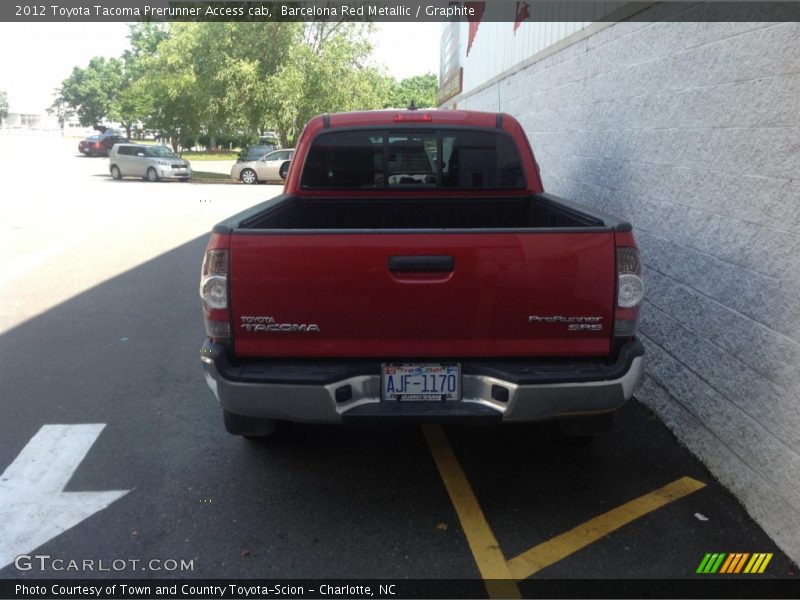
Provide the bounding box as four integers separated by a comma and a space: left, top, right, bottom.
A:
299, 129, 525, 190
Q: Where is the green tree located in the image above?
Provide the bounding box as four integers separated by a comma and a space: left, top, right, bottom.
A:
0, 90, 8, 126
133, 25, 202, 151
125, 22, 170, 59
137, 22, 298, 149
267, 24, 388, 146
222, 22, 301, 139
390, 73, 438, 109
59, 57, 124, 130
113, 23, 171, 138
52, 20, 399, 151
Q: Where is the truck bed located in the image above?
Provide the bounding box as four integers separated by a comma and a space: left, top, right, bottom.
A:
229, 193, 623, 232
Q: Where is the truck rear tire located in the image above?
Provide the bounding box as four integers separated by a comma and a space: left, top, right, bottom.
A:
223, 410, 277, 439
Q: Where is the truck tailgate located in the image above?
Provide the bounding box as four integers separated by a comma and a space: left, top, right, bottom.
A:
229, 231, 615, 358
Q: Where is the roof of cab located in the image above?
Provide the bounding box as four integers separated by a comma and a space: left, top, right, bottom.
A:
305, 109, 513, 132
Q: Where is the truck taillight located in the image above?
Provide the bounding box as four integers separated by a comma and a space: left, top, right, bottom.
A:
615, 247, 644, 337
200, 247, 230, 340
204, 319, 231, 339
200, 249, 228, 307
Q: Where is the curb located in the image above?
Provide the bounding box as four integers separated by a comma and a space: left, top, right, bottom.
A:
189, 178, 239, 185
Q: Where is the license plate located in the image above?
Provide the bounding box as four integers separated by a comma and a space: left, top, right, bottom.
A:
382, 363, 461, 401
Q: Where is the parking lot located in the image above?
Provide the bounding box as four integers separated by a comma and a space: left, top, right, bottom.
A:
0, 132, 796, 597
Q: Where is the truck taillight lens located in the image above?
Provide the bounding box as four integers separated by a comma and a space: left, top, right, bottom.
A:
201, 275, 227, 309
618, 273, 644, 308
204, 319, 231, 339
615, 247, 644, 337
200, 248, 230, 340
200, 250, 229, 309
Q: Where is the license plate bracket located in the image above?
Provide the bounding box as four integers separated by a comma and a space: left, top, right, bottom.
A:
381, 363, 461, 402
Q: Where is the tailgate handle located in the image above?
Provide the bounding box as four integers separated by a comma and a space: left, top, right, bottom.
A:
388, 256, 455, 272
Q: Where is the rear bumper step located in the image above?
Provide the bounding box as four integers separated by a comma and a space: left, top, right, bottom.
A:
201, 340, 644, 423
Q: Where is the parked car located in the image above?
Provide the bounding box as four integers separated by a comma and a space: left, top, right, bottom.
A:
199, 109, 645, 440
109, 143, 192, 182
78, 131, 128, 156
231, 149, 294, 184
236, 144, 278, 162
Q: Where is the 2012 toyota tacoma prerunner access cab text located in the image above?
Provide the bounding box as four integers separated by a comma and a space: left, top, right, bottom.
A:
199, 109, 644, 439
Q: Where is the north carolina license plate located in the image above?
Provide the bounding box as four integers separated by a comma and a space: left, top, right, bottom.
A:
381, 363, 461, 401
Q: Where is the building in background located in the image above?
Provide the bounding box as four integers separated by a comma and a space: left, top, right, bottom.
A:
1, 104, 61, 131
0, 96, 83, 133
440, 1, 800, 563
2, 110, 44, 129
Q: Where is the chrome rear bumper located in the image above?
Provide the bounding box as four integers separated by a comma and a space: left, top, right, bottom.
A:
201, 340, 644, 423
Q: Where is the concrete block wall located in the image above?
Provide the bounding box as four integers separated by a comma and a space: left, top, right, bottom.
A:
456, 4, 800, 561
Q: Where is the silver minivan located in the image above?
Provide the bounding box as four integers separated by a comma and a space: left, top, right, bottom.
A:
109, 143, 192, 182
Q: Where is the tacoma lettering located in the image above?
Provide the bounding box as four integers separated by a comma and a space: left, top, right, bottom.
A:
240, 316, 319, 333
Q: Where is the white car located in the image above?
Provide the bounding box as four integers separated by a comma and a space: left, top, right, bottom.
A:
231, 149, 294, 184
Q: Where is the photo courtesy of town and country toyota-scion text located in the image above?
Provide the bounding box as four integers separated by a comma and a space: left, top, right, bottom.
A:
1, 2, 799, 600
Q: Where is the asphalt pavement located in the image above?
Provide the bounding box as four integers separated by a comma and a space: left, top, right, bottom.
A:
0, 133, 796, 598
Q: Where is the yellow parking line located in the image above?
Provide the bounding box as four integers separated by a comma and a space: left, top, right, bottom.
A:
422, 424, 521, 599
507, 476, 706, 580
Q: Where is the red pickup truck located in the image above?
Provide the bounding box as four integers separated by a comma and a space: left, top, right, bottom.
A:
199, 109, 644, 439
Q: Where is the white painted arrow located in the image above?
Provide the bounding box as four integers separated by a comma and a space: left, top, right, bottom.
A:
0, 424, 129, 569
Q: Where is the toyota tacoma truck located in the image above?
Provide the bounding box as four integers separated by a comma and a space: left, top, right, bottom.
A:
199, 109, 644, 439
